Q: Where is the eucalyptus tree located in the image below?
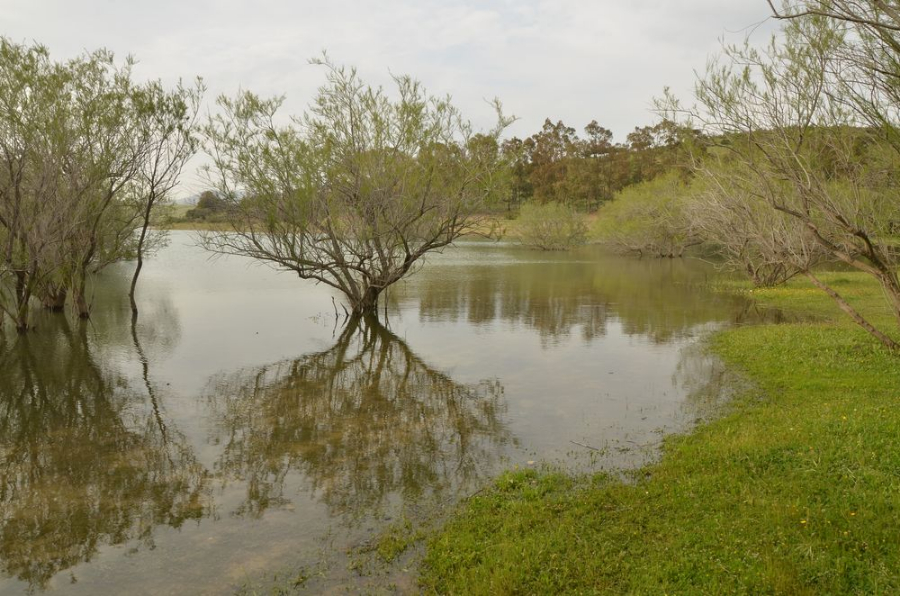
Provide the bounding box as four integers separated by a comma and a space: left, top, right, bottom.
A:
202, 58, 513, 317
670, 15, 900, 349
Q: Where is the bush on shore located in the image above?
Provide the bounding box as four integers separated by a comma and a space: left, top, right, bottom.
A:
516, 201, 588, 251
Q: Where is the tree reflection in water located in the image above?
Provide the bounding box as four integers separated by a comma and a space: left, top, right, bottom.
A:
207, 316, 511, 520
409, 250, 752, 344
0, 318, 208, 590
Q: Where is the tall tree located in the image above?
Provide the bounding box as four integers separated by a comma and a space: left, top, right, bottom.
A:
527, 119, 579, 204
500, 137, 533, 212
128, 79, 203, 318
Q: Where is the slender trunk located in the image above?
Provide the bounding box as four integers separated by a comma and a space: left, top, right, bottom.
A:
14, 299, 29, 333
804, 271, 899, 351
72, 275, 90, 319
14, 270, 30, 333
130, 248, 144, 320
130, 200, 153, 318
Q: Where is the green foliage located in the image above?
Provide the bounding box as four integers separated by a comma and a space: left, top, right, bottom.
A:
515, 202, 588, 251
0, 37, 199, 327
499, 119, 689, 212
422, 272, 900, 594
593, 171, 700, 257
185, 191, 229, 222
678, 12, 900, 347
202, 56, 513, 315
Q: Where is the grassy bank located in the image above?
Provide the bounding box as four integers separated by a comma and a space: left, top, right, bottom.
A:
421, 272, 900, 594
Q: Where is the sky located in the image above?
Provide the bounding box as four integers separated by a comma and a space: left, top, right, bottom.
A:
1, 0, 778, 197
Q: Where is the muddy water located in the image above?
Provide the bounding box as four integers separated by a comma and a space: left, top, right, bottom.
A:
0, 234, 765, 594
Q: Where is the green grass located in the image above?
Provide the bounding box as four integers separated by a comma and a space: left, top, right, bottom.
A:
420, 272, 900, 594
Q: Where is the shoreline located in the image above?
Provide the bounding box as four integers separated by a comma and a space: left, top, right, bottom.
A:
418, 271, 900, 594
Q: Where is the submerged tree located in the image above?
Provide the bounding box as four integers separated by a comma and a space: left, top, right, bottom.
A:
202, 57, 513, 317
127, 79, 204, 318
516, 201, 588, 251
0, 39, 201, 329
0, 40, 76, 330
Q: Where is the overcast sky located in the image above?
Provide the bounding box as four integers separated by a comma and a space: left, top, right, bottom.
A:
1, 0, 777, 197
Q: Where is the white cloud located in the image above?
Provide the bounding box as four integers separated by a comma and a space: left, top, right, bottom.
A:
0, 0, 778, 195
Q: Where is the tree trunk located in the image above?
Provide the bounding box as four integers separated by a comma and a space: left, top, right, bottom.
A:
72, 277, 91, 319
130, 200, 153, 319
14, 298, 29, 333
804, 271, 899, 351
40, 283, 68, 311
876, 271, 900, 329
13, 270, 30, 333
747, 263, 763, 287
351, 286, 382, 317
130, 248, 144, 321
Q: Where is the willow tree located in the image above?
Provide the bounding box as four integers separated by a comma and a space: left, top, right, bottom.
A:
202, 58, 512, 317
127, 79, 203, 317
670, 15, 900, 349
688, 159, 823, 287
0, 40, 78, 330
0, 39, 201, 329
594, 171, 702, 258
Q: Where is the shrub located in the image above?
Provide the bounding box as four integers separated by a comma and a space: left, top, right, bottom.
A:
516, 202, 588, 251
594, 172, 700, 258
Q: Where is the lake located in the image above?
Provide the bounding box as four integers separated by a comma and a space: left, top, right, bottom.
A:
0, 232, 767, 594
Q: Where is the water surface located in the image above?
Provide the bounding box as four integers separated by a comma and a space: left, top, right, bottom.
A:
0, 234, 762, 594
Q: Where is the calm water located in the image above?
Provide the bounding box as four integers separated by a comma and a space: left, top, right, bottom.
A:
0, 233, 766, 594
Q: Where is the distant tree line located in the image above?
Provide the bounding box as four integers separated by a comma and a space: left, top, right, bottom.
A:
500, 118, 688, 212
